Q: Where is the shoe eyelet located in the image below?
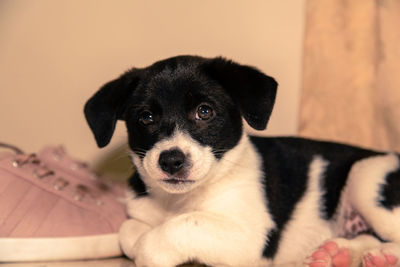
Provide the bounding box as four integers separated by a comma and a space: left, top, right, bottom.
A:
33, 168, 54, 179
53, 154, 62, 161
70, 163, 79, 170
73, 184, 88, 201
53, 177, 69, 190
12, 154, 40, 168
89, 173, 98, 180
95, 199, 104, 206
73, 195, 83, 201
12, 159, 21, 168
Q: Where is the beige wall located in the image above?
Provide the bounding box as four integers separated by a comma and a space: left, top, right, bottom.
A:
0, 0, 305, 166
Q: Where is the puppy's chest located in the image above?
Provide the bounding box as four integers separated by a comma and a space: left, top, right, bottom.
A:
136, 178, 271, 228
159, 195, 201, 215
131, 191, 211, 224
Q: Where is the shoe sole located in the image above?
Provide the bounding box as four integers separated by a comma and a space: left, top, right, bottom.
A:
0, 233, 122, 262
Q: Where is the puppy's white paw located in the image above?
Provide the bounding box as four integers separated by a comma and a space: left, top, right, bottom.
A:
362, 243, 400, 267
119, 219, 152, 260
133, 229, 185, 267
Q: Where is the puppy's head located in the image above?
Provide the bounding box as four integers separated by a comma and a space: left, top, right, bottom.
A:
84, 56, 277, 194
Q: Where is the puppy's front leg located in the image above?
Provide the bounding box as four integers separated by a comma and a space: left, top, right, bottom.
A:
134, 211, 262, 267
119, 219, 152, 260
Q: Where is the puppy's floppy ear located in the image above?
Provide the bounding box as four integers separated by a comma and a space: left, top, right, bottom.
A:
203, 57, 277, 130
84, 70, 141, 148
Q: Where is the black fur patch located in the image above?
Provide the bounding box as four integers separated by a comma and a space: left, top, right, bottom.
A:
129, 172, 148, 197
250, 136, 381, 259
251, 137, 310, 258
317, 144, 381, 219
263, 229, 281, 258
379, 157, 400, 210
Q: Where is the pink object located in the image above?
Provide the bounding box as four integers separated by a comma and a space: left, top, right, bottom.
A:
305, 241, 351, 267
363, 250, 399, 267
0, 143, 128, 262
37, 145, 127, 197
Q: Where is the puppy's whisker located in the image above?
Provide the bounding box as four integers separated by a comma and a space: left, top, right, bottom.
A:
116, 153, 134, 161
212, 149, 230, 158
133, 151, 146, 156
132, 147, 147, 152
132, 148, 147, 153
132, 149, 147, 157
212, 149, 229, 153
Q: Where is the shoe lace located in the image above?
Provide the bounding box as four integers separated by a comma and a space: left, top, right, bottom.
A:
0, 142, 103, 206
51, 146, 112, 192
52, 146, 98, 177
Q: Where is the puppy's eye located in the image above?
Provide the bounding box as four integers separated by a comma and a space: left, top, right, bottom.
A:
139, 111, 154, 125
195, 105, 214, 120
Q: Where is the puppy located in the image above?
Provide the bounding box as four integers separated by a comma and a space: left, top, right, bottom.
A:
84, 56, 400, 267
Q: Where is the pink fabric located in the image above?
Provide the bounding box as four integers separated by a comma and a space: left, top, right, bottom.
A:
38, 146, 127, 197
0, 148, 127, 238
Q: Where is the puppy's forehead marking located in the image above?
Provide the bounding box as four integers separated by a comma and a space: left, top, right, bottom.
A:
154, 129, 202, 152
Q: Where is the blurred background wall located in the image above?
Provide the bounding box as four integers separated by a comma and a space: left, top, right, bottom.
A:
300, 0, 400, 153
0, 0, 306, 171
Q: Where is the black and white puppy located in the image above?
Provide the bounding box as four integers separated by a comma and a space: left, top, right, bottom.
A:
84, 56, 400, 267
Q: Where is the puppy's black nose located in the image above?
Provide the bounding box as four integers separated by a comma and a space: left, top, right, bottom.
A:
158, 149, 186, 175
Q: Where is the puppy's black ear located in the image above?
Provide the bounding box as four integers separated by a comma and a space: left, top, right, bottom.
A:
84, 71, 140, 147
203, 57, 277, 130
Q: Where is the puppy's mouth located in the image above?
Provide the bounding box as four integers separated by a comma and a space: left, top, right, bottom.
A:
161, 177, 195, 185
157, 176, 197, 194
161, 178, 195, 185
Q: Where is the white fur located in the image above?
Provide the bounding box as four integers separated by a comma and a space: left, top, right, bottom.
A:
273, 156, 333, 265
122, 135, 400, 266
307, 153, 400, 267
122, 133, 274, 267
345, 153, 400, 242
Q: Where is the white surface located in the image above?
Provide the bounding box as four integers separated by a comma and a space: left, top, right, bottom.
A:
0, 234, 121, 262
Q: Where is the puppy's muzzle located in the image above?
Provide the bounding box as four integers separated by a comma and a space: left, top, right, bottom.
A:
158, 148, 188, 176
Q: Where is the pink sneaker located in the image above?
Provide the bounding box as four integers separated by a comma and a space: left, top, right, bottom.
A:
0, 143, 128, 262
37, 145, 127, 198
